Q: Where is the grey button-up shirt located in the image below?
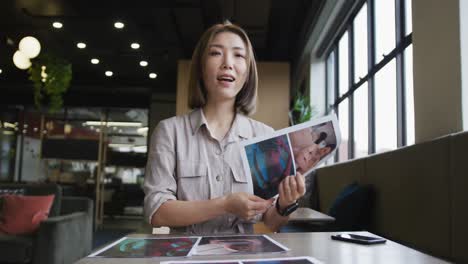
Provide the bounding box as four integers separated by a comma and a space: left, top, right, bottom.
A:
143, 108, 274, 235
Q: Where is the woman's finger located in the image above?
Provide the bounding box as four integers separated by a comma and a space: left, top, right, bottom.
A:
296, 172, 306, 196
284, 176, 292, 202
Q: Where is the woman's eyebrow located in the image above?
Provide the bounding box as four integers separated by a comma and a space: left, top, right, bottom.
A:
209, 44, 245, 50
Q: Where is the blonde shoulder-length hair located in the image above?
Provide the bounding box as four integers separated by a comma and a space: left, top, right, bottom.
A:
187, 21, 258, 116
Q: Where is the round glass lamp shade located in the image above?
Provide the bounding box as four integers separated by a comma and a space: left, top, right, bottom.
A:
13, 50, 32, 70
19, 36, 41, 58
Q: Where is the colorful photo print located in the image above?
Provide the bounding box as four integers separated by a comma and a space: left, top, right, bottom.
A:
90, 237, 199, 258
245, 135, 295, 199
160, 256, 321, 264
194, 235, 288, 256
243, 258, 316, 264
288, 121, 337, 175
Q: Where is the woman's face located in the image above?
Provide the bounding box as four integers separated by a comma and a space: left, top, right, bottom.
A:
295, 144, 320, 173
289, 128, 319, 150
202, 31, 248, 104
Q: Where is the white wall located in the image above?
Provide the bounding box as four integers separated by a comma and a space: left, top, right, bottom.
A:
412, 0, 463, 142
460, 0, 468, 131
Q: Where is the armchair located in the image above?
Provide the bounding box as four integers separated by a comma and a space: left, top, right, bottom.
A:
0, 183, 93, 264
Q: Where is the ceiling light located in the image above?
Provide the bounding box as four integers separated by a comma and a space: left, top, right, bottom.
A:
133, 146, 147, 153
84, 121, 142, 127
13, 51, 31, 70
77, 42, 86, 49
131, 43, 140, 49
114, 22, 124, 29
3, 122, 16, 128
0, 69, 2, 74
91, 58, 99, 64
137, 127, 149, 134
149, 73, 157, 79
139, 61, 148, 67
52, 22, 63, 29
109, 143, 134, 148
18, 36, 41, 58
105, 71, 113, 77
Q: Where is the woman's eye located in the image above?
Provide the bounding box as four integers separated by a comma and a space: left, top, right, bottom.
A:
235, 53, 245, 58
209, 51, 221, 56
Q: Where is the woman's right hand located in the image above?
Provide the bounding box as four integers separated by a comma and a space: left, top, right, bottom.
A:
223, 192, 274, 220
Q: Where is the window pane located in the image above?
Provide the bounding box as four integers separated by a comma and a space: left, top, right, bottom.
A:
327, 51, 336, 111
375, 59, 397, 152
405, 44, 414, 145
353, 3, 368, 82
338, 99, 349, 161
405, 0, 412, 35
353, 83, 368, 158
375, 0, 396, 59
338, 31, 349, 96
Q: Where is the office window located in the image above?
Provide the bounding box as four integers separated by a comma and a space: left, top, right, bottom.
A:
405, 0, 412, 35
338, 32, 349, 97
338, 99, 349, 161
375, 0, 396, 59
354, 82, 368, 158
354, 3, 368, 83
375, 59, 397, 152
326, 51, 336, 108
405, 45, 414, 145
324, 0, 412, 160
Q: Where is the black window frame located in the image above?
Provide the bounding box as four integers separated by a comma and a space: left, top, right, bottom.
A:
325, 0, 413, 161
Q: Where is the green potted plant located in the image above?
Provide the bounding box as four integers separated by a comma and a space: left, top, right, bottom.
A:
289, 92, 315, 125
28, 53, 72, 113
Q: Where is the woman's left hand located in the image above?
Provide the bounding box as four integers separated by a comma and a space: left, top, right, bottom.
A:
277, 172, 306, 210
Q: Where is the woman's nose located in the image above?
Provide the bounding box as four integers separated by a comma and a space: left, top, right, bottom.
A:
222, 54, 234, 69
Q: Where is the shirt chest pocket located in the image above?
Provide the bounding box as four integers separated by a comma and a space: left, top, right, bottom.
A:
176, 161, 209, 201
231, 167, 251, 193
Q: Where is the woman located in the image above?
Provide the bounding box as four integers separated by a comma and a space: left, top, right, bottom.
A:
143, 21, 305, 235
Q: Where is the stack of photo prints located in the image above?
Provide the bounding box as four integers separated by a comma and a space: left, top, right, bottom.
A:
240, 114, 340, 199
88, 234, 323, 264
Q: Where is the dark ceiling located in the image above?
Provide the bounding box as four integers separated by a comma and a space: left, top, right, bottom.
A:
0, 0, 323, 109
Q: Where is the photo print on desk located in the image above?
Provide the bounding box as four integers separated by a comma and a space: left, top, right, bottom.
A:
161, 256, 323, 264
193, 234, 288, 256
88, 236, 201, 258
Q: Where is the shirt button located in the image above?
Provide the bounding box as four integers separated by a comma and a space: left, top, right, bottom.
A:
215, 148, 222, 155
216, 175, 221, 181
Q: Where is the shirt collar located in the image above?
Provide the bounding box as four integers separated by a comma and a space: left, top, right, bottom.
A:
189, 108, 250, 140
189, 108, 208, 135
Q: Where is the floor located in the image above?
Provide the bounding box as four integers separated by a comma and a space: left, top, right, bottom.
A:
93, 215, 146, 249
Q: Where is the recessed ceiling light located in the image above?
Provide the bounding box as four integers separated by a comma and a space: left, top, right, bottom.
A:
52, 22, 63, 29
114, 22, 124, 29
91, 58, 99, 64
77, 42, 86, 49
0, 69, 2, 74
105, 71, 113, 77
139, 61, 148, 67
149, 73, 157, 79
131, 43, 140, 49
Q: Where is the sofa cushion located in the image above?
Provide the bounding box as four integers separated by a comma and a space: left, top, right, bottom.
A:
0, 184, 61, 217
0, 234, 34, 263
0, 194, 55, 235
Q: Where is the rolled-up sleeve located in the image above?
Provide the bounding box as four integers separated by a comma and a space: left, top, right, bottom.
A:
143, 120, 177, 224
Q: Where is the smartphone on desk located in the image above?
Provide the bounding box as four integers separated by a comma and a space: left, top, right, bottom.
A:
331, 233, 386, 245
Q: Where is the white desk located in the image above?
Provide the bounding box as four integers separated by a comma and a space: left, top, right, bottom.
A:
75, 231, 451, 264
288, 207, 335, 223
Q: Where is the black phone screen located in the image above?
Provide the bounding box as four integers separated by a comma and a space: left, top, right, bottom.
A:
331, 233, 387, 245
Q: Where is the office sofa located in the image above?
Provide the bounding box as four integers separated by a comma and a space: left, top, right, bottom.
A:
312, 130, 468, 264
0, 183, 93, 264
